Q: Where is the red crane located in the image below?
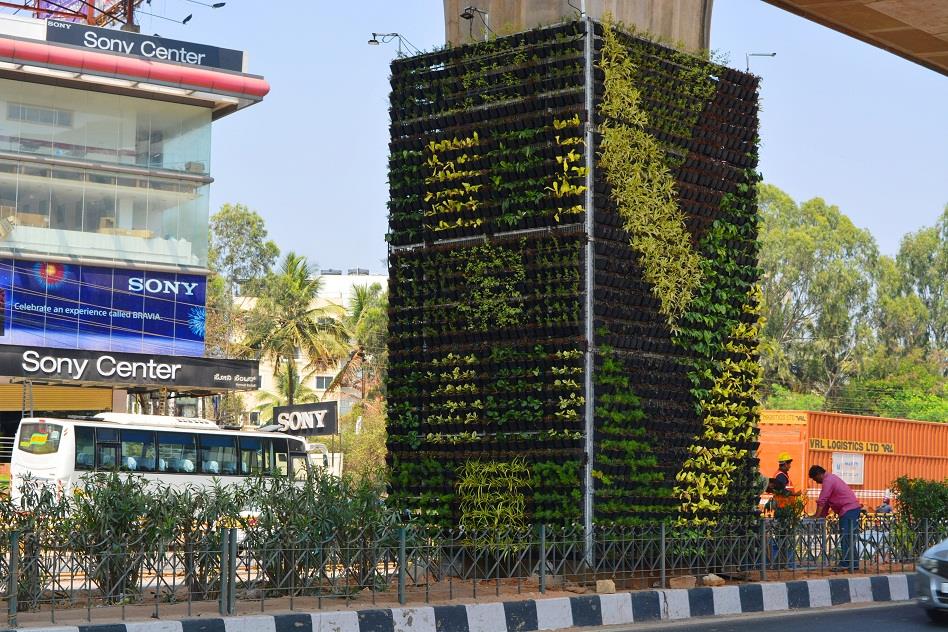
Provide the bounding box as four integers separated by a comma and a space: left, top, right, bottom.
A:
0, 0, 144, 27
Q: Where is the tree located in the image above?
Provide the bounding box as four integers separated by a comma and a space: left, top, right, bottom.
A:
897, 205, 948, 357
209, 203, 279, 296
253, 363, 318, 423
338, 402, 388, 479
243, 253, 349, 407
206, 203, 279, 359
872, 255, 929, 359
758, 184, 879, 398
324, 283, 388, 401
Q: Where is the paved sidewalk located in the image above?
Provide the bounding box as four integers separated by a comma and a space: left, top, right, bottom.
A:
4, 573, 917, 632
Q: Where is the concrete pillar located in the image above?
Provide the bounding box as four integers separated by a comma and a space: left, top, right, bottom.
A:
444, 0, 713, 52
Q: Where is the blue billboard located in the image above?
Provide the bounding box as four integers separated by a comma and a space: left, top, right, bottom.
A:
0, 258, 205, 356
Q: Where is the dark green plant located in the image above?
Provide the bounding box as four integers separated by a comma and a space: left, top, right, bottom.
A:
892, 476, 948, 525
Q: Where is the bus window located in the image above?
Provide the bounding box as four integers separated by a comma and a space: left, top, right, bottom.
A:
290, 452, 309, 481
75, 426, 95, 470
263, 437, 288, 476
238, 436, 263, 475
18, 422, 62, 455
199, 435, 238, 475
121, 430, 157, 472
96, 428, 119, 469
157, 432, 197, 473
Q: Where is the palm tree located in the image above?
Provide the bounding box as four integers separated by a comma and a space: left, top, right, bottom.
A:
323, 283, 388, 401
243, 252, 349, 406
254, 362, 318, 423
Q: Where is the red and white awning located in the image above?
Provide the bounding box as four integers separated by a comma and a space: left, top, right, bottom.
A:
0, 35, 268, 113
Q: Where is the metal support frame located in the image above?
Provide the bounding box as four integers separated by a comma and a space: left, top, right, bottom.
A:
581, 15, 596, 565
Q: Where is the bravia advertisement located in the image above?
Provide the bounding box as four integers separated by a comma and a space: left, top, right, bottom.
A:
0, 258, 206, 356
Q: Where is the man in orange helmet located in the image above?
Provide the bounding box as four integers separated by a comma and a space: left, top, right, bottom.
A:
768, 452, 802, 569
769, 452, 801, 506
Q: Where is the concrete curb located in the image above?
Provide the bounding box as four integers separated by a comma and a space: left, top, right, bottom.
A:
8, 573, 917, 631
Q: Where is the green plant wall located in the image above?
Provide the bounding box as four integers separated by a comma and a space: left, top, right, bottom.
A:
387, 19, 761, 530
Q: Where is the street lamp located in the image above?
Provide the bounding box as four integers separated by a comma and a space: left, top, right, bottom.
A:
746, 52, 776, 72
367, 32, 420, 57
460, 5, 491, 42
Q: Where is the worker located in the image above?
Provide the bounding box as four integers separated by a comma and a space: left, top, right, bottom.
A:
769, 452, 801, 507
766, 453, 802, 569
875, 497, 893, 514
809, 465, 862, 572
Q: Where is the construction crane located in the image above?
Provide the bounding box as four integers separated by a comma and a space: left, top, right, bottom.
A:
0, 0, 145, 28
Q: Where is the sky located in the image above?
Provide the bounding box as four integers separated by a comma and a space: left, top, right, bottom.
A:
128, 0, 948, 271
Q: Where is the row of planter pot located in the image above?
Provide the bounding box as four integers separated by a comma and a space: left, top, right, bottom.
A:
392, 59, 584, 117
390, 92, 586, 146
394, 76, 585, 124
390, 40, 585, 95
388, 340, 586, 362
391, 22, 585, 73
387, 215, 584, 246
389, 324, 583, 345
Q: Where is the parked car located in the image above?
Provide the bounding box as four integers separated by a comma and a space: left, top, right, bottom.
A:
918, 539, 948, 622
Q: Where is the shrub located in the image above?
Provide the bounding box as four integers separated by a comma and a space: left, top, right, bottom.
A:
892, 476, 948, 524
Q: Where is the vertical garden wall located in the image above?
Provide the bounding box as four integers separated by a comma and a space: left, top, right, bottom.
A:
386, 19, 762, 531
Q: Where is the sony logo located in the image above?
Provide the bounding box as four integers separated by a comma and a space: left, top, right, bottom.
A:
277, 410, 327, 432
128, 277, 198, 296
48, 21, 71, 29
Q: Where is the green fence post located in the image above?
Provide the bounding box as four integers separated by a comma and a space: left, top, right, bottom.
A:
539, 524, 547, 594
760, 520, 767, 581
7, 531, 18, 628
228, 528, 238, 615
398, 527, 406, 605
660, 522, 667, 589
219, 528, 230, 617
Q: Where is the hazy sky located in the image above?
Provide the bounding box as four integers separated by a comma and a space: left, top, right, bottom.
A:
131, 0, 948, 271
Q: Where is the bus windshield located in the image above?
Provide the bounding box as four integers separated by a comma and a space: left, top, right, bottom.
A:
18, 422, 62, 455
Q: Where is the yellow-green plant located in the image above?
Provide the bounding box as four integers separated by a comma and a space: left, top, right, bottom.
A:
673, 287, 764, 525
597, 18, 702, 325
457, 458, 531, 549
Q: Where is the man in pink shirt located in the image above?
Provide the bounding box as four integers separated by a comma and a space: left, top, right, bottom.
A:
809, 465, 863, 572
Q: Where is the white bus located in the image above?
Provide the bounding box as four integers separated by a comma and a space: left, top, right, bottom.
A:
10, 413, 312, 499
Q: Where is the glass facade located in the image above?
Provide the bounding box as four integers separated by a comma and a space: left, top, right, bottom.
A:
0, 78, 212, 269
0, 78, 211, 173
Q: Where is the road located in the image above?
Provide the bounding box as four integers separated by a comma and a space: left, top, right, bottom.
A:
598, 603, 943, 631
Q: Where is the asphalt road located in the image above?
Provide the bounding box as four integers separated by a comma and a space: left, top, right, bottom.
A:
601, 602, 944, 631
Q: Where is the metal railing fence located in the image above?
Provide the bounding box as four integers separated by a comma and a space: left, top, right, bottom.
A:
0, 515, 940, 627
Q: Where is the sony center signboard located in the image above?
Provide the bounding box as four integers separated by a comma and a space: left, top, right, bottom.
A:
272, 402, 339, 436
0, 258, 205, 356
46, 18, 244, 72
0, 344, 259, 390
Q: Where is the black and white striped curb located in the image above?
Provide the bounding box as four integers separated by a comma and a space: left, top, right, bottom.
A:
10, 573, 915, 632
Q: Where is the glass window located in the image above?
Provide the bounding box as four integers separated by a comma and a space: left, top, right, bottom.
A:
263, 437, 288, 476
17, 422, 62, 455
238, 436, 263, 476
157, 432, 196, 473
97, 443, 119, 470
199, 434, 237, 476
290, 453, 309, 481
314, 376, 333, 390
75, 426, 95, 470
121, 429, 156, 472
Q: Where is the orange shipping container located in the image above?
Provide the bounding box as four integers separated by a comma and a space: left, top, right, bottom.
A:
759, 410, 948, 512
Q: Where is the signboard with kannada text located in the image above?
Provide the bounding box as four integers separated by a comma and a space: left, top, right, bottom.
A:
0, 344, 259, 390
